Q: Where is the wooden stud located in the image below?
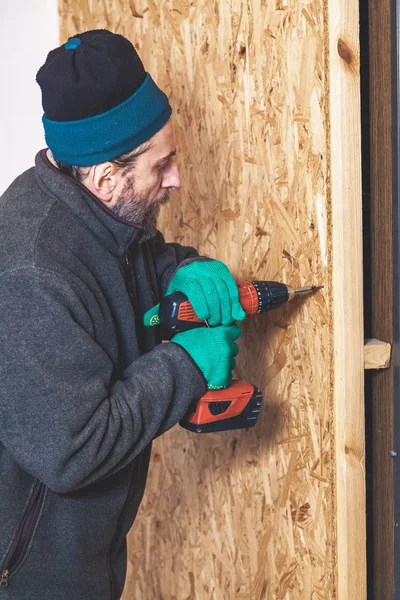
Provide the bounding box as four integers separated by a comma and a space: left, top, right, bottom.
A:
328, 1, 366, 597
369, 0, 395, 596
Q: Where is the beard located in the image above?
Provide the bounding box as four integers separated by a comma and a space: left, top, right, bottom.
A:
111, 175, 170, 242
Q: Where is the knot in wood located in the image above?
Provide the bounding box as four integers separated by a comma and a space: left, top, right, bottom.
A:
337, 38, 353, 64
337, 38, 360, 74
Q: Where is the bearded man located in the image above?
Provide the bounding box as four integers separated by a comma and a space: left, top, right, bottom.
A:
0, 30, 244, 600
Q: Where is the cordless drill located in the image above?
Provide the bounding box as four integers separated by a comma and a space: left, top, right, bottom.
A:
150, 281, 323, 433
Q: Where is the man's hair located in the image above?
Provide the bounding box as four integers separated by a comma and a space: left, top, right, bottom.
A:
53, 140, 151, 183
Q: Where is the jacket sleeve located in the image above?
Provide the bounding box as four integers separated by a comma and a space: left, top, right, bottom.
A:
0, 267, 206, 494
150, 230, 200, 296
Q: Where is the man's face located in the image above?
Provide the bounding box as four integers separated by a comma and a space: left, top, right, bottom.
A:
111, 121, 181, 239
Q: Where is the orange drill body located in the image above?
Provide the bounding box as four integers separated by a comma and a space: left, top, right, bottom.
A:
177, 281, 260, 323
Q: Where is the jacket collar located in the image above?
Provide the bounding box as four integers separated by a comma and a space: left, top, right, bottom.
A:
35, 149, 140, 257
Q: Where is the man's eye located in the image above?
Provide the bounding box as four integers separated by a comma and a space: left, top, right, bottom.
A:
155, 155, 176, 172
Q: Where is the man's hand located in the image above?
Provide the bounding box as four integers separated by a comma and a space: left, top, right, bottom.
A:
144, 259, 246, 327
171, 324, 241, 389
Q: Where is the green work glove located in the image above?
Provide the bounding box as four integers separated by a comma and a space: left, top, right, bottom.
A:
171, 324, 242, 389
144, 259, 246, 327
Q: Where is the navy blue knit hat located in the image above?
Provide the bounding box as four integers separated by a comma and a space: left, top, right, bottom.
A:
36, 30, 172, 166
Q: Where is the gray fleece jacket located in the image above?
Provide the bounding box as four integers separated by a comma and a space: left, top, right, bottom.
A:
0, 150, 206, 599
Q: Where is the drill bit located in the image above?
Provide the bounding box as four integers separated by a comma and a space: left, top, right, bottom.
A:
294, 285, 324, 294
286, 285, 324, 302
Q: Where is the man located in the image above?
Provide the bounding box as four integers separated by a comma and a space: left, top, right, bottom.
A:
0, 30, 245, 599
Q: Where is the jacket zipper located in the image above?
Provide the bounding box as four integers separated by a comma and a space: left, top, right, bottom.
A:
0, 482, 45, 588
124, 250, 152, 356
124, 253, 136, 305
142, 245, 158, 305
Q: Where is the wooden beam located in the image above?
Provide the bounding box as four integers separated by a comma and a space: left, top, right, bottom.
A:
328, 0, 366, 597
364, 339, 392, 370
368, 0, 395, 595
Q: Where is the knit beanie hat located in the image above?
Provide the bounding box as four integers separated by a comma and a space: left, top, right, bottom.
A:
36, 30, 172, 166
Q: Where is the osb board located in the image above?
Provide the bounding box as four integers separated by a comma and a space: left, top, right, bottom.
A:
59, 1, 364, 598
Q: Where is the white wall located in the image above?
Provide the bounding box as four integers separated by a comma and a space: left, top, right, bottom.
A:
0, 1, 59, 194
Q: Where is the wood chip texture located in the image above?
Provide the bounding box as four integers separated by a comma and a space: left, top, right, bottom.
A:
59, 1, 350, 598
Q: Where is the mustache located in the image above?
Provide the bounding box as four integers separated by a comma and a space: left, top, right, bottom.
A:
155, 189, 170, 206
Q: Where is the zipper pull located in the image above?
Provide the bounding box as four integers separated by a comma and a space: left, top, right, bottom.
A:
0, 570, 9, 587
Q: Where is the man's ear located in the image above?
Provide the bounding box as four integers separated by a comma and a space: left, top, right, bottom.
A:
86, 162, 119, 206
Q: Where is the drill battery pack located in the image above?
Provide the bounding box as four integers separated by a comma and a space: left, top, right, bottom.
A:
180, 380, 263, 434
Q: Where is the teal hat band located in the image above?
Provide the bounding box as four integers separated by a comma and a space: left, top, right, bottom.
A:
42, 73, 172, 166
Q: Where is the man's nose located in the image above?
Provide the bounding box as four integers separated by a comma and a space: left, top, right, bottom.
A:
161, 161, 181, 189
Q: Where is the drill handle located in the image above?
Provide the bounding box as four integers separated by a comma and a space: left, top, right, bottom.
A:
158, 291, 204, 333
